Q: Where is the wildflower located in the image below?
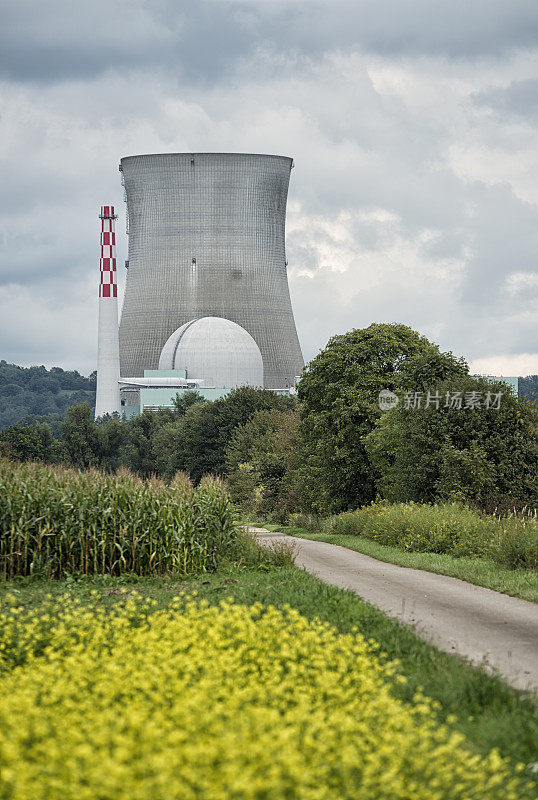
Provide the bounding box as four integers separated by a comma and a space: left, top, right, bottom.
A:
0, 596, 534, 799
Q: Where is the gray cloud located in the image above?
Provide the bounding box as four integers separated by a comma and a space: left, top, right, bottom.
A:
2, 0, 538, 86
474, 78, 538, 120
1, 1, 538, 377
0, 1, 175, 82
457, 182, 538, 306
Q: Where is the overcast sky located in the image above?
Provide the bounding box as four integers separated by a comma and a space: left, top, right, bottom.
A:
1, 0, 538, 376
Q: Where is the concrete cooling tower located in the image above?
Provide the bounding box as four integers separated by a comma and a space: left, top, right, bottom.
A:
118, 153, 304, 389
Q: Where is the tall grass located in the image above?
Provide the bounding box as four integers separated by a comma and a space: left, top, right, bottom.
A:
0, 459, 239, 578
325, 502, 538, 570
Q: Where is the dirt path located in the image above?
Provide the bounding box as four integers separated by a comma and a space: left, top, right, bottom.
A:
249, 527, 538, 692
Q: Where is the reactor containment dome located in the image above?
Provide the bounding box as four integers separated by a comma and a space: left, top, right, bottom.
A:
158, 316, 263, 389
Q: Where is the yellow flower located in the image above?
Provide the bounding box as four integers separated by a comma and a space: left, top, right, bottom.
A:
0, 596, 534, 799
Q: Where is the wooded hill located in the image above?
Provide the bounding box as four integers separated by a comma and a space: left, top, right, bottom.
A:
0, 361, 95, 429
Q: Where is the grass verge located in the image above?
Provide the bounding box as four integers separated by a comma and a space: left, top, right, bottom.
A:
2, 564, 536, 773
261, 524, 538, 603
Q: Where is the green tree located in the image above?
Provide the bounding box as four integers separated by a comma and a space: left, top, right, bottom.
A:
155, 388, 296, 482
297, 323, 468, 512
0, 361, 95, 429
225, 407, 303, 519
95, 414, 127, 471
364, 375, 538, 509
119, 393, 204, 477
0, 422, 60, 462
171, 390, 205, 416
121, 409, 170, 477
60, 404, 100, 468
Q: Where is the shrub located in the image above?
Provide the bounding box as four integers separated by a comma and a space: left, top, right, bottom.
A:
287, 512, 323, 532
0, 595, 533, 799
490, 517, 538, 570
326, 502, 538, 569
0, 458, 239, 578
261, 537, 297, 567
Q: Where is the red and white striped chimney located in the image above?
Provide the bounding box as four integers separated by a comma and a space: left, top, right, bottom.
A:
95, 205, 121, 418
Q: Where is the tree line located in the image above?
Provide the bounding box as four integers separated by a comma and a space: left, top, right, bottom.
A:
2, 323, 537, 518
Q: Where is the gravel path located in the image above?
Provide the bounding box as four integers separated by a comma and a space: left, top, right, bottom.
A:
249, 527, 538, 692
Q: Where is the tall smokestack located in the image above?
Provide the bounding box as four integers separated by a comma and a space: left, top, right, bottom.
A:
95, 205, 121, 419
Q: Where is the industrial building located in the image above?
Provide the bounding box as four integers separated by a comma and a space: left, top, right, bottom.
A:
120, 317, 265, 417
95, 153, 303, 418
118, 153, 303, 392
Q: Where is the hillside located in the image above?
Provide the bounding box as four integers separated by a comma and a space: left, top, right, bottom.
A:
0, 361, 95, 429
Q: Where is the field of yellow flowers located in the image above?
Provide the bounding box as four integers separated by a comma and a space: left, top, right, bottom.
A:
0, 593, 534, 799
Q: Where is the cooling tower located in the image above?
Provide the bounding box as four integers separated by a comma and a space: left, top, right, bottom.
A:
118, 153, 304, 389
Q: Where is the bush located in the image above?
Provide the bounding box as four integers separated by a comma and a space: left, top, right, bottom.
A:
490, 516, 538, 570
0, 595, 533, 799
326, 502, 538, 569
287, 512, 323, 533
0, 459, 240, 578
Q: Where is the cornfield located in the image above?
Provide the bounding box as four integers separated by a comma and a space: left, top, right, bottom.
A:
0, 459, 238, 578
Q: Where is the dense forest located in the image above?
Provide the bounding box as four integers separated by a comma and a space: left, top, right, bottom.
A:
0, 361, 95, 429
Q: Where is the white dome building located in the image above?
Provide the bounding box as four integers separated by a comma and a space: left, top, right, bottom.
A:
158, 316, 264, 389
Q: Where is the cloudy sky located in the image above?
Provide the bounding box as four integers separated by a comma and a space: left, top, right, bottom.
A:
1, 0, 538, 376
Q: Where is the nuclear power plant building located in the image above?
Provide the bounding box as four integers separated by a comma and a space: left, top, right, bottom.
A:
118, 153, 304, 391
